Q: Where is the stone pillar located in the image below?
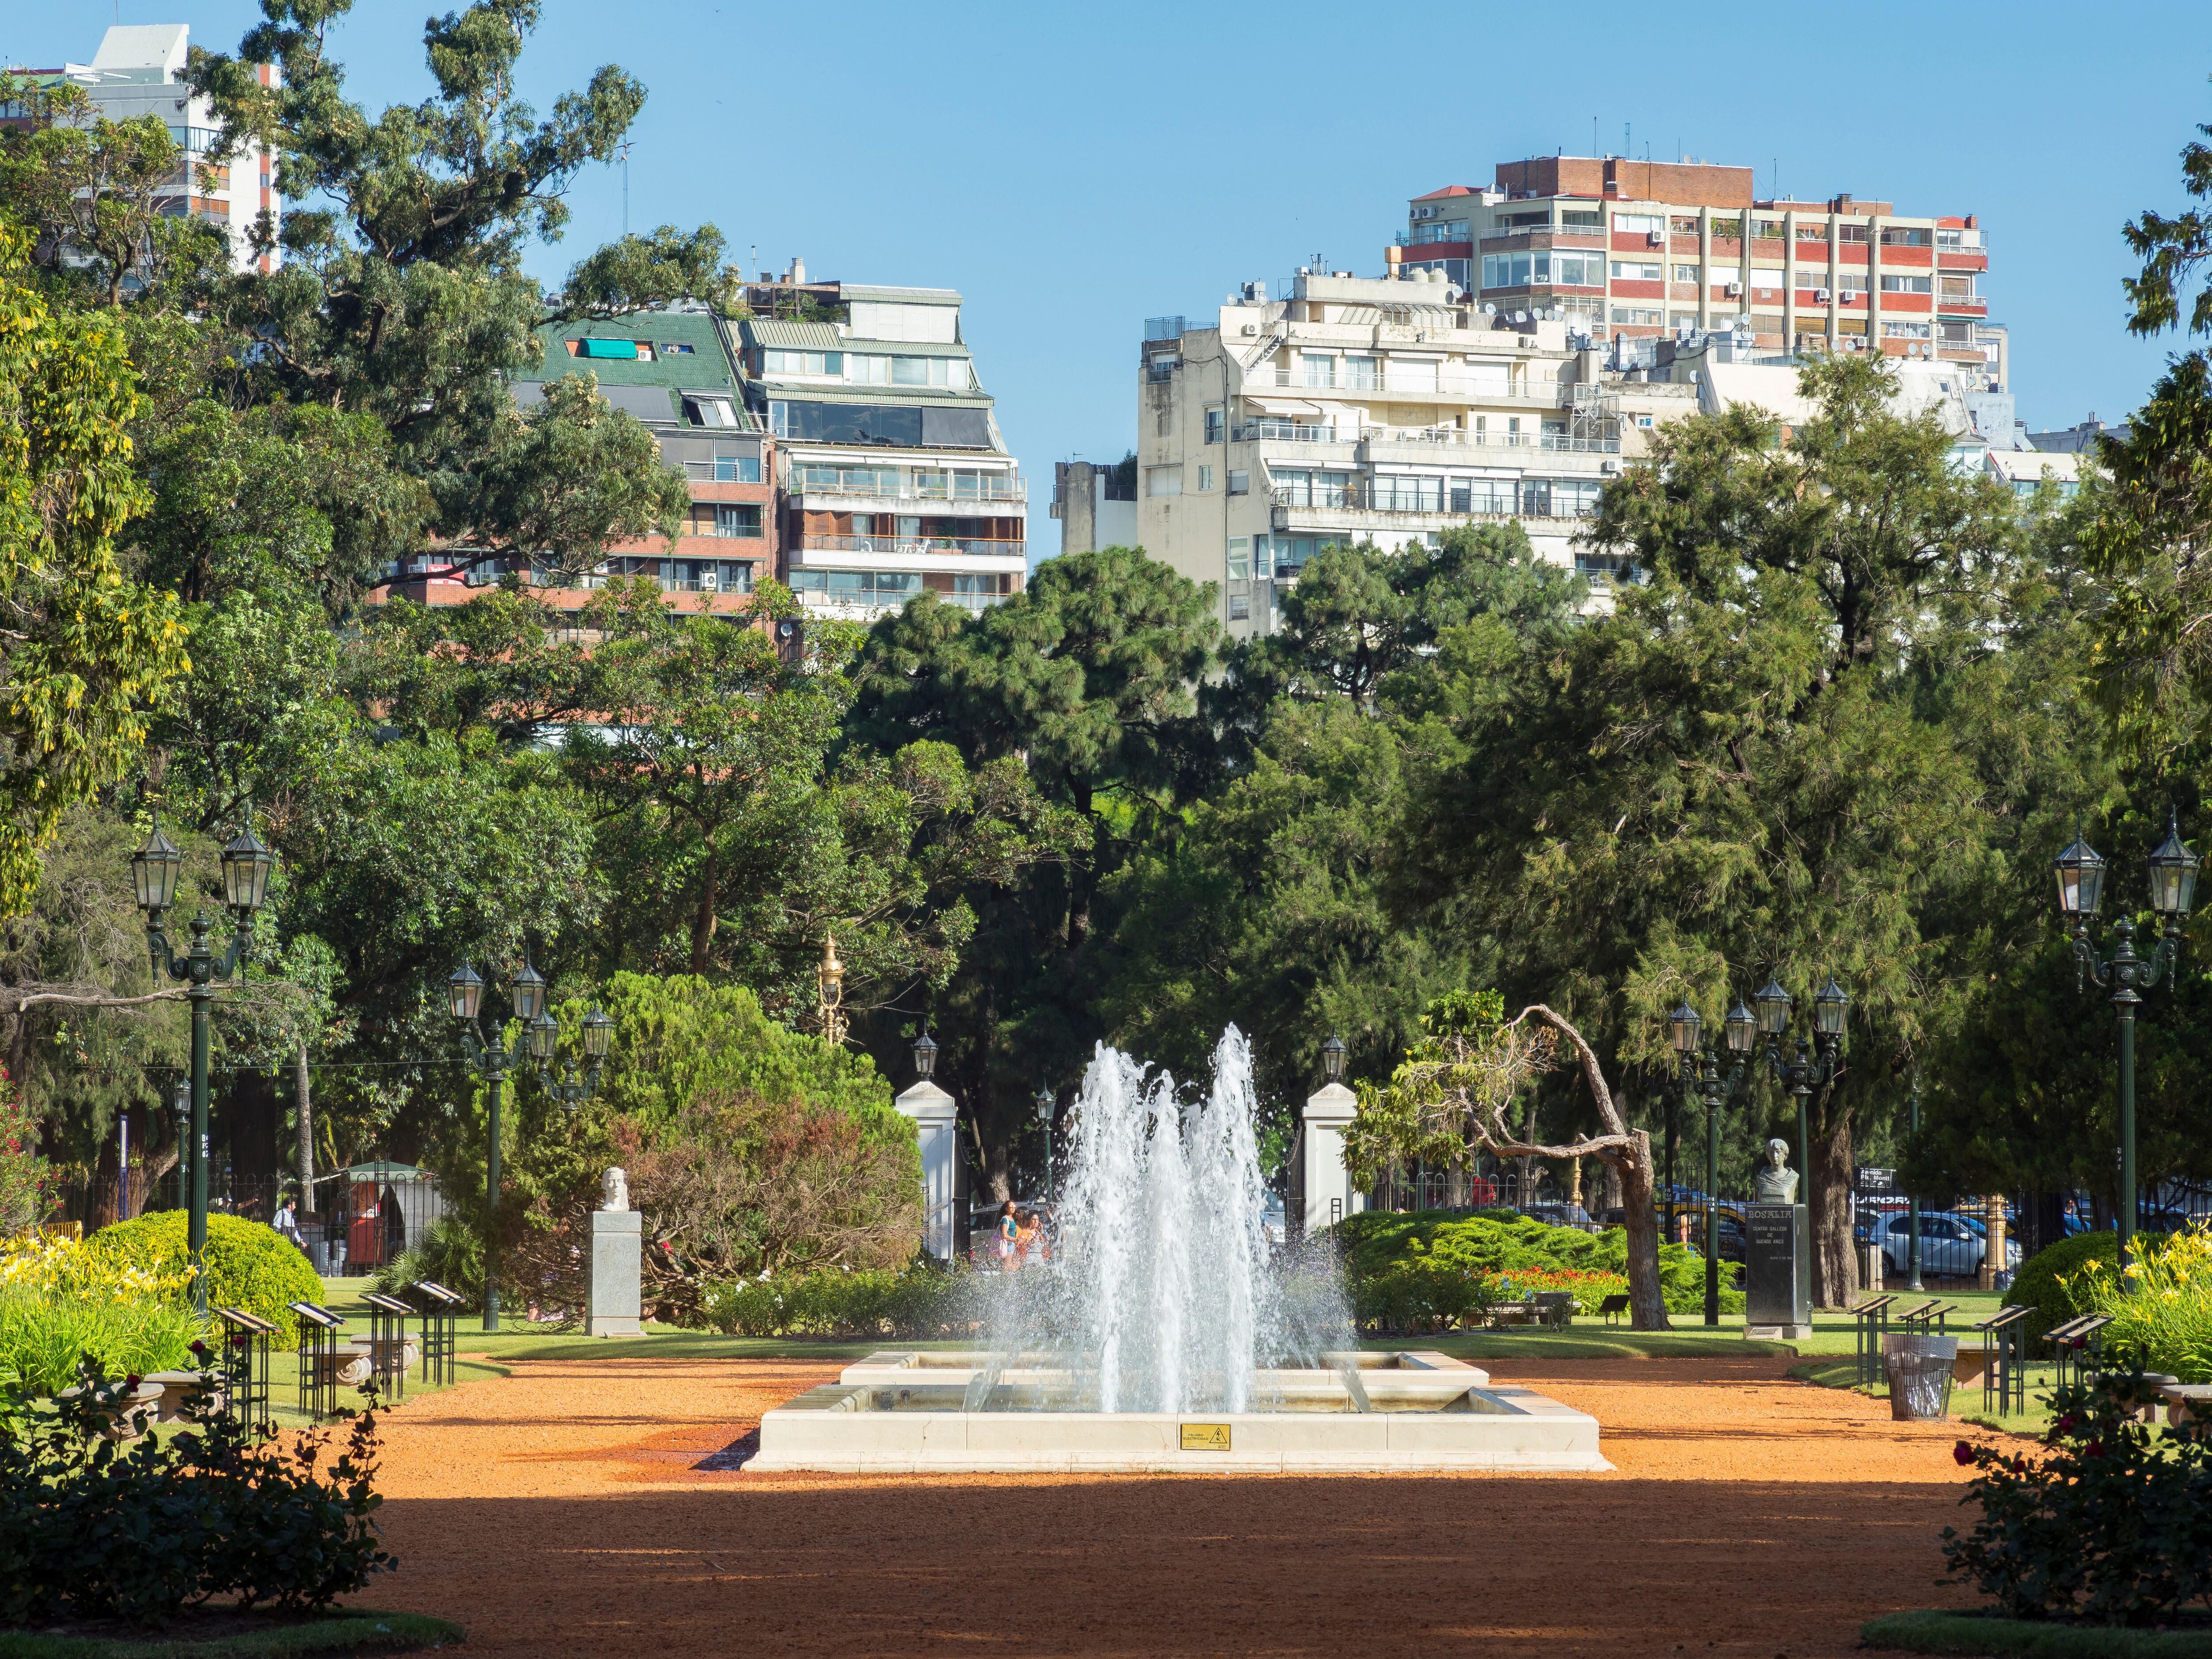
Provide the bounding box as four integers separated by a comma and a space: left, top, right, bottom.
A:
1299, 1081, 1363, 1238
1980, 1194, 2007, 1290
587, 1167, 642, 1337
895, 1079, 959, 1261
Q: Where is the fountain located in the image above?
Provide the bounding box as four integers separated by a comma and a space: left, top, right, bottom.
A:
748, 1030, 1607, 1472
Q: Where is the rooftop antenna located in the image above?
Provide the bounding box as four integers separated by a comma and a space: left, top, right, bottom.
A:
617, 140, 631, 236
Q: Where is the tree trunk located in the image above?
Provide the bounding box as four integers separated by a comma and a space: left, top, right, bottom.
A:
294, 1042, 315, 1215
1809, 1109, 1856, 1309
1599, 1155, 1623, 1214
689, 845, 719, 974
1614, 1132, 1669, 1330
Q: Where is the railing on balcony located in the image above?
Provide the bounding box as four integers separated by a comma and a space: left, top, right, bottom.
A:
680, 460, 765, 483
1270, 483, 1601, 519
1358, 424, 1620, 455
1233, 418, 1338, 444
1394, 223, 1471, 247
786, 468, 1026, 503
798, 534, 1025, 560
797, 589, 1006, 618
1260, 367, 1548, 399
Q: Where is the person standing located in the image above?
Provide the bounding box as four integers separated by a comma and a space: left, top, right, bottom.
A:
272, 1191, 306, 1253
997, 1202, 1019, 1271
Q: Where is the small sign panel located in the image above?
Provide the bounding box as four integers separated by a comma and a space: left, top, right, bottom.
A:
1180, 1423, 1232, 1452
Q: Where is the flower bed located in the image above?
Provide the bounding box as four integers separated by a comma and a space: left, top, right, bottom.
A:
0, 1233, 197, 1396
2070, 1224, 2212, 1383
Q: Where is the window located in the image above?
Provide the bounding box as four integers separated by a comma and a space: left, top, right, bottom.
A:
1145, 466, 1183, 498
1670, 216, 1699, 235
1449, 478, 1515, 514
1522, 479, 1602, 518
761, 348, 843, 376
1936, 227, 1979, 251
1610, 307, 1662, 326
952, 573, 998, 595
1227, 538, 1249, 581
1612, 214, 1663, 236
1880, 273, 1934, 294
1302, 353, 1336, 389
1343, 356, 1379, 390
791, 569, 918, 599
1838, 223, 1870, 242
1673, 264, 1701, 283
1610, 261, 1662, 282
1752, 219, 1783, 240
1227, 470, 1249, 495
845, 354, 971, 388
1270, 469, 1353, 508
1197, 465, 1215, 493
1794, 269, 1831, 290
1560, 210, 1603, 231
768, 401, 989, 447
1370, 475, 1443, 512
660, 342, 695, 355
1204, 407, 1224, 444
713, 454, 761, 483
686, 396, 740, 428
701, 503, 761, 538
1228, 594, 1251, 621
1882, 319, 1933, 339
1879, 226, 1932, 247
1553, 253, 1598, 286
1939, 277, 1979, 300
1669, 312, 1701, 330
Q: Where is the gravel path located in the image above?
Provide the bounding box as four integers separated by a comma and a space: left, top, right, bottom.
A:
358, 1351, 1985, 1658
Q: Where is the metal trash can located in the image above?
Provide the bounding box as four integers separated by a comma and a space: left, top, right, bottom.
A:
1884, 1333, 1959, 1421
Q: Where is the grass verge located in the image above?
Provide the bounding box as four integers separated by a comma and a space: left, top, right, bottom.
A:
1862, 1609, 2212, 1656
0, 1610, 463, 1659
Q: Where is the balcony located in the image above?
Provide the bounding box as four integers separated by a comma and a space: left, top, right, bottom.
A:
785, 469, 1026, 504
1359, 425, 1618, 456
798, 589, 1006, 620
1270, 483, 1599, 522
798, 533, 1025, 561
1233, 418, 1339, 444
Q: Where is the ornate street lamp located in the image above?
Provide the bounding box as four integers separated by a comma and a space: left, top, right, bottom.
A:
1754, 972, 1849, 1187
1321, 1033, 1348, 1085
1673, 997, 1757, 1325
911, 1028, 937, 1081
2056, 812, 2198, 1258
133, 806, 270, 1315
817, 935, 848, 1046
448, 956, 607, 1331
1035, 1085, 1056, 1206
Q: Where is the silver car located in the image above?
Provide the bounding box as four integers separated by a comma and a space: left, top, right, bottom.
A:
1879, 1211, 2021, 1278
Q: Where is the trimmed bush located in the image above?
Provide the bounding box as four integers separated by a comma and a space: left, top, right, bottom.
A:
2005, 1231, 2121, 1350
699, 1261, 971, 1339
93, 1212, 324, 1349
1331, 1208, 1742, 1321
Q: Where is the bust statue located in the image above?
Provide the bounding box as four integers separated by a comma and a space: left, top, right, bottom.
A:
1753, 1138, 1798, 1204
600, 1167, 630, 1213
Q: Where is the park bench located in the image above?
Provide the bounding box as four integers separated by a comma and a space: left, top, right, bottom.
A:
1531, 1292, 1575, 1330
1970, 1306, 2034, 1416
1894, 1299, 1956, 1333
1850, 1295, 1899, 1388
2044, 1313, 2114, 1390
1598, 1293, 1631, 1326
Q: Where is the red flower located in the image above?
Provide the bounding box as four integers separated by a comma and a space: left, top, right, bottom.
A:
124, 1374, 142, 1389
2010, 1457, 2027, 1473
2054, 1413, 2078, 1435
2085, 1440, 2104, 1459
1953, 1442, 1976, 1466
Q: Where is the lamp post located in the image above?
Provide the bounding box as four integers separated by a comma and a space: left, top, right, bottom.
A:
171, 1075, 191, 1216
446, 958, 610, 1331
1034, 1085, 1055, 1207
817, 935, 848, 1046
1671, 998, 1757, 1325
131, 809, 274, 1316
1751, 974, 1850, 1192
2053, 813, 2199, 1260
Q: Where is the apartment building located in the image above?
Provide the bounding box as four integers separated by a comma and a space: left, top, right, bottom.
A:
375, 304, 772, 618
731, 283, 1025, 620
1395, 155, 2003, 389
4, 25, 279, 276
1140, 271, 1691, 639
1050, 457, 1138, 556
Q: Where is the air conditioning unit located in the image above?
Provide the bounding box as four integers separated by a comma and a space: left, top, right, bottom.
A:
1839, 289, 1857, 303
1646, 231, 1664, 247
1724, 281, 1743, 297
1815, 288, 1832, 303
1240, 323, 1257, 335
699, 569, 719, 591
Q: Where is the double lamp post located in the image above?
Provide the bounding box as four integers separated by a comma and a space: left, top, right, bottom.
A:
446, 960, 613, 1331
1669, 974, 1849, 1325
2052, 813, 2200, 1260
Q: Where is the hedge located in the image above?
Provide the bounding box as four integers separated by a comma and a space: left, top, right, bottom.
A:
2002, 1231, 2120, 1350
92, 1213, 325, 1349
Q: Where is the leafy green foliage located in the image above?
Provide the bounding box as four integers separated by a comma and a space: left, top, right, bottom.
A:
1945, 1371, 2212, 1625
0, 1069, 51, 1233
369, 1214, 485, 1313
2069, 1225, 2212, 1383
2005, 1232, 2125, 1350
0, 1359, 394, 1625
556, 223, 741, 319
697, 1260, 970, 1338
1330, 1208, 1739, 1318
94, 1213, 324, 1349
0, 1290, 196, 1397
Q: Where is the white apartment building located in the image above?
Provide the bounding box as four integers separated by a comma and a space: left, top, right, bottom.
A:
735, 284, 1025, 620
1139, 270, 1690, 638
14, 25, 280, 276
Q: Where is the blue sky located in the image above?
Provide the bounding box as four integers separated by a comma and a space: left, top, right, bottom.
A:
9, 0, 2208, 546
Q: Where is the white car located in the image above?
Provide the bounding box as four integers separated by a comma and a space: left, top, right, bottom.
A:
1878, 1211, 2021, 1278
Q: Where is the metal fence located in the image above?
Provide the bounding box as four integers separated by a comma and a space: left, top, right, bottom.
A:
60, 1167, 447, 1278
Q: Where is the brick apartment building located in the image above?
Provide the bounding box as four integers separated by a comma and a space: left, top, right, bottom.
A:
1395, 154, 2001, 388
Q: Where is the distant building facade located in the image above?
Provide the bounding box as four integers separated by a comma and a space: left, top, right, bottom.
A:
1051, 457, 1137, 556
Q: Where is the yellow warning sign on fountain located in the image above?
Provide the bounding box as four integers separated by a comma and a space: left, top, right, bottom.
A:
1180, 1423, 1232, 1451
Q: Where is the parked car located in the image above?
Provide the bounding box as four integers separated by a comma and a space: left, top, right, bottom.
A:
1876, 1210, 2022, 1279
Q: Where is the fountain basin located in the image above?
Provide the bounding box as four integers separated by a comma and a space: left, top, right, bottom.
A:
746, 1351, 1610, 1474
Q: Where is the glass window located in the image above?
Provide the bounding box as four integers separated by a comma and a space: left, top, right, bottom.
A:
847, 354, 889, 384
1612, 214, 1663, 235
1611, 261, 1662, 281
1371, 475, 1443, 512
713, 454, 761, 483
1145, 466, 1183, 498
1343, 357, 1379, 390
1227, 470, 1249, 496
1228, 594, 1251, 620
892, 356, 930, 385
1301, 353, 1336, 388
1674, 265, 1700, 283
1880, 273, 1934, 294
1226, 538, 1249, 581
1205, 407, 1224, 444
1609, 307, 1662, 326
1197, 465, 1214, 493
1509, 253, 1532, 285
707, 503, 761, 538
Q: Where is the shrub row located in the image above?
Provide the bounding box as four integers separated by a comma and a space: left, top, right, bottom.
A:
697, 1262, 972, 1338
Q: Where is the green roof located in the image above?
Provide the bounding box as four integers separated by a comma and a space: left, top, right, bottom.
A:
525, 310, 737, 392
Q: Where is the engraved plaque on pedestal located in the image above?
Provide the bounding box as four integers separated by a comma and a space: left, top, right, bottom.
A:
1744, 1202, 1811, 1339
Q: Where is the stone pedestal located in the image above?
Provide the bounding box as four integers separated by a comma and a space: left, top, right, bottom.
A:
587, 1208, 642, 1337
895, 1080, 958, 1260
1743, 1202, 1812, 1340
1295, 1083, 1366, 1240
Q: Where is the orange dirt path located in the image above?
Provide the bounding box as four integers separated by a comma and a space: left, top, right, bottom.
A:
357, 1352, 1988, 1658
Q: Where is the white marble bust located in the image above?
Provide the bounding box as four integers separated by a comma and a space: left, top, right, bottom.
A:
1753, 1138, 1798, 1204
600, 1167, 630, 1212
